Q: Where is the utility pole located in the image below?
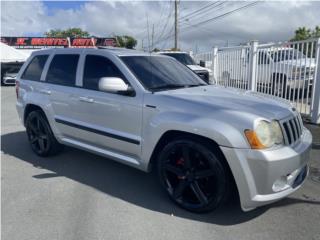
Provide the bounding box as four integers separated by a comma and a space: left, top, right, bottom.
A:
151, 24, 154, 50
174, 0, 179, 50
146, 14, 150, 52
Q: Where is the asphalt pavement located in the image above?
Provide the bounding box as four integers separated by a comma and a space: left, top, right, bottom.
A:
1, 86, 320, 240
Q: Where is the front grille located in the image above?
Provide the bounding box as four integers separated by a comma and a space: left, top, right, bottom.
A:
281, 114, 303, 145
195, 71, 209, 83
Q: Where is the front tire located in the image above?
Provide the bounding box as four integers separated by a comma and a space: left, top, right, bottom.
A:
25, 110, 63, 157
157, 137, 231, 213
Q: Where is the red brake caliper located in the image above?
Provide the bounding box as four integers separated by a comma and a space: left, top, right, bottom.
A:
176, 158, 185, 179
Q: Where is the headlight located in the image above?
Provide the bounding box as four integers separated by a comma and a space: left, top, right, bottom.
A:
244, 120, 283, 149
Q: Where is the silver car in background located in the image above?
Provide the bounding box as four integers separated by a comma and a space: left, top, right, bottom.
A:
158, 51, 214, 84
16, 48, 312, 212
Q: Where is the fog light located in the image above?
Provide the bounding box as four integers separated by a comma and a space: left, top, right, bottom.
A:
272, 177, 290, 192
272, 168, 301, 192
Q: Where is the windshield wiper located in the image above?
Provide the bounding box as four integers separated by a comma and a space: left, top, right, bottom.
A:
149, 84, 187, 91
187, 84, 206, 88
150, 83, 206, 92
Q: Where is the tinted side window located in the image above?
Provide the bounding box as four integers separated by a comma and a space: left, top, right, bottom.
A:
46, 54, 79, 86
22, 55, 49, 81
83, 55, 124, 90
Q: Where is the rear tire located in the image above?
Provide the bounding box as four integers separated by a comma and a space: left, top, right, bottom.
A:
157, 137, 232, 213
25, 110, 63, 157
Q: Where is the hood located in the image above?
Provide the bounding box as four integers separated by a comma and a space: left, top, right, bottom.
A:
4, 72, 18, 77
278, 58, 316, 68
187, 64, 212, 73
158, 85, 294, 120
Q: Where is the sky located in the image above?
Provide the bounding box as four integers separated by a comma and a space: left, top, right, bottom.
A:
1, 1, 319, 52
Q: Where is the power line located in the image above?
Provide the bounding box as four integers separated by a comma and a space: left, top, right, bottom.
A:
153, 1, 173, 45
138, 2, 170, 46
187, 2, 259, 29
154, 2, 260, 46
155, 2, 223, 47
179, 2, 226, 25
161, 26, 175, 49
179, 2, 218, 21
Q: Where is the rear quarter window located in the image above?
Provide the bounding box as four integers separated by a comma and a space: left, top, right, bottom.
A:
46, 54, 79, 86
21, 55, 49, 81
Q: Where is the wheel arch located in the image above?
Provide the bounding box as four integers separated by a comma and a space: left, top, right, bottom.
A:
148, 130, 229, 172
23, 104, 46, 125
271, 72, 287, 82
148, 130, 239, 200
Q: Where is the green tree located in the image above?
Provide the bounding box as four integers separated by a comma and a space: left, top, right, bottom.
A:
312, 26, 320, 38
291, 26, 320, 57
291, 27, 311, 41
115, 35, 137, 49
44, 28, 90, 38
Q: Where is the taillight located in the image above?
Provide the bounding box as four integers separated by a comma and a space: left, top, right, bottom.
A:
15, 81, 20, 98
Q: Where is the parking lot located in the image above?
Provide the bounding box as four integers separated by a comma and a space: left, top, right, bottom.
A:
1, 86, 320, 240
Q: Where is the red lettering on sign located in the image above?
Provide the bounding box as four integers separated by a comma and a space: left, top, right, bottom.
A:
30, 38, 68, 46
57, 39, 68, 45
72, 38, 93, 46
15, 38, 28, 45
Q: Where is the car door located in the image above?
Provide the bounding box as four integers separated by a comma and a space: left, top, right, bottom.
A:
257, 51, 271, 90
43, 50, 83, 139
64, 52, 143, 161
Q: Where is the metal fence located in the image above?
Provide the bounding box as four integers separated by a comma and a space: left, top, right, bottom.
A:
194, 38, 320, 124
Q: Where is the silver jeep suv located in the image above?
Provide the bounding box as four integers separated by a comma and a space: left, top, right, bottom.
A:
16, 48, 312, 212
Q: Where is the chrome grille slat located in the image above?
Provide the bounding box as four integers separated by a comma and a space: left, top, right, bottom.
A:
281, 114, 303, 145
288, 121, 295, 143
294, 117, 301, 136
290, 120, 297, 141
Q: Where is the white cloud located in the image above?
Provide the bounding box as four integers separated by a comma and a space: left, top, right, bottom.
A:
1, 1, 319, 52
1, 1, 49, 35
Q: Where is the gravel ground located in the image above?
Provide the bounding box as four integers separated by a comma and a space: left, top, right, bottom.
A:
1, 86, 320, 240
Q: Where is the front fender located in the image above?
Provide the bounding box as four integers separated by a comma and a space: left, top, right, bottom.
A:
140, 110, 249, 171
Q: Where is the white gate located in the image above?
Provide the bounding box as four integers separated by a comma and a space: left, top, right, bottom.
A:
194, 38, 320, 124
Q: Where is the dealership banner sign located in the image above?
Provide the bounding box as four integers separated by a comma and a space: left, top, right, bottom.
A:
1, 37, 117, 48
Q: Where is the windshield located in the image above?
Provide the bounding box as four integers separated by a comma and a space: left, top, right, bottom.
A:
270, 49, 305, 62
6, 66, 21, 74
121, 56, 206, 91
161, 53, 196, 65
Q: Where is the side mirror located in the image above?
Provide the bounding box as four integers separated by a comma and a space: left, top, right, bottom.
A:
98, 77, 135, 96
199, 60, 205, 67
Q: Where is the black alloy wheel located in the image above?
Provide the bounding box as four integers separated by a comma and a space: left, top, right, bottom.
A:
157, 138, 231, 213
26, 110, 62, 156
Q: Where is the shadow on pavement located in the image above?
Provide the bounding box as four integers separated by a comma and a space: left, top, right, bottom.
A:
2, 131, 319, 225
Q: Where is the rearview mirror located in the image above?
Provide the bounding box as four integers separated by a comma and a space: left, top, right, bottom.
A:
98, 77, 134, 96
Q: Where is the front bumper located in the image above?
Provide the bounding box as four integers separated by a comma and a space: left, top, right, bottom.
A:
286, 77, 313, 88
221, 127, 312, 211
3, 77, 16, 85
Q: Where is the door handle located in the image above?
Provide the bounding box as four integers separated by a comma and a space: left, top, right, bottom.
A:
79, 96, 94, 103
39, 89, 51, 95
